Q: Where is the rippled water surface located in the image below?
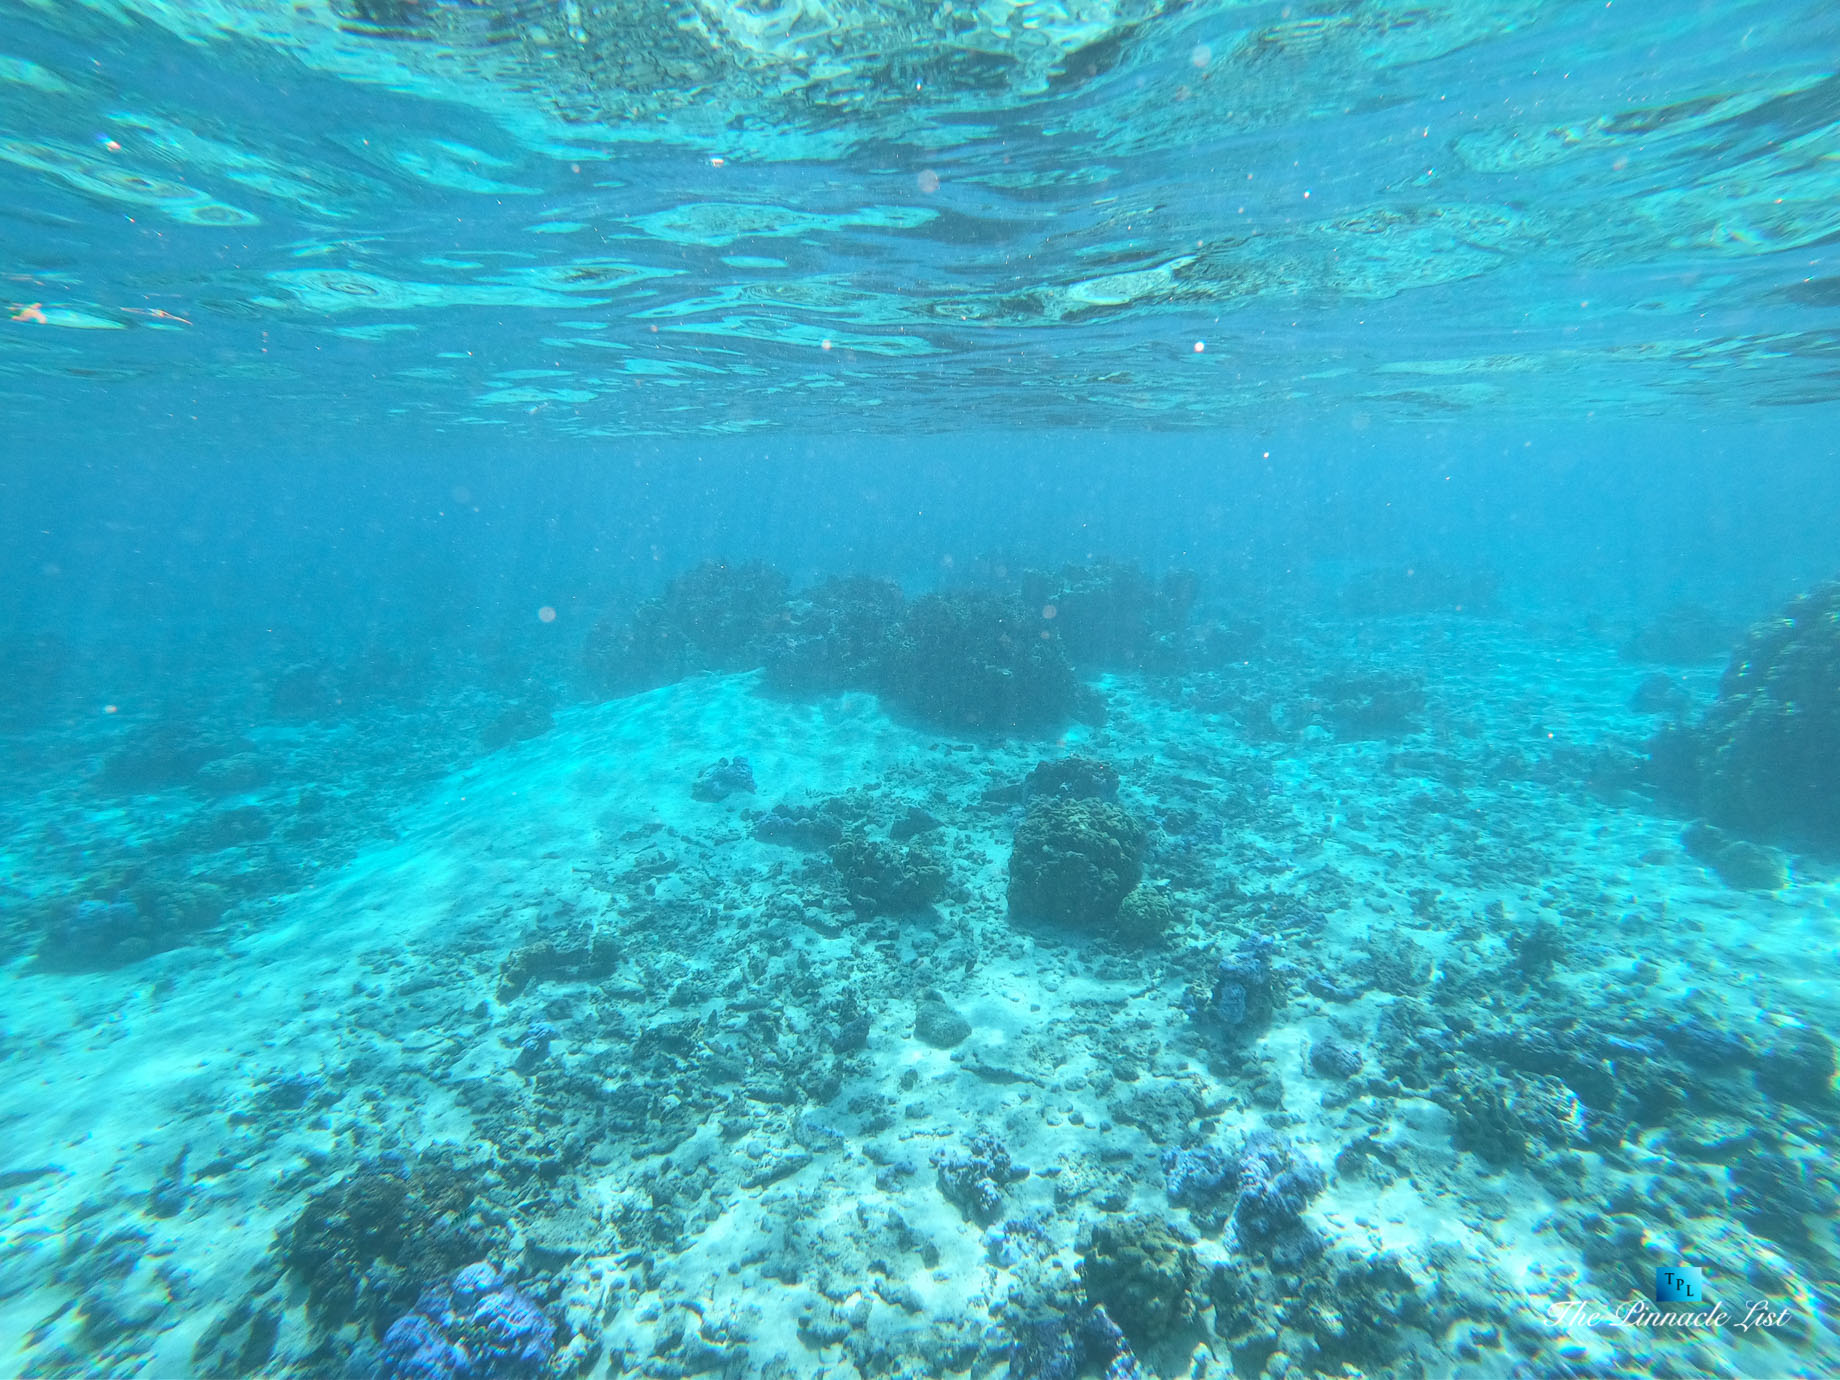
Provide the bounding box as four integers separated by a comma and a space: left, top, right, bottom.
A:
4, 0, 1838, 437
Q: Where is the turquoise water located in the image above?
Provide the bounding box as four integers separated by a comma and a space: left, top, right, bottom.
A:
2, 3, 1839, 1379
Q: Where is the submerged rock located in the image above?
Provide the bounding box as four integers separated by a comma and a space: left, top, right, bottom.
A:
1007, 798, 1146, 930
1682, 820, 1787, 891
913, 997, 972, 1049
690, 755, 756, 801
1079, 1215, 1205, 1348
1683, 579, 1840, 845
829, 830, 947, 916
880, 591, 1085, 734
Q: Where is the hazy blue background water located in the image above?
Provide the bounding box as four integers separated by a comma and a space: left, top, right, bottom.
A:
7, 422, 1838, 698
5, 2, 1838, 709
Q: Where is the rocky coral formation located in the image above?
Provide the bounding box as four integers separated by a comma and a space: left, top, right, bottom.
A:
828, 829, 947, 916
1114, 885, 1178, 944
913, 994, 973, 1048
689, 755, 756, 802
36, 882, 228, 971
1308, 1035, 1365, 1079
582, 560, 790, 694
1007, 1302, 1148, 1380
933, 1131, 1028, 1224
1008, 798, 1146, 930
759, 575, 904, 696
1231, 1132, 1326, 1264
880, 591, 1086, 734
283, 1155, 504, 1337
376, 1260, 556, 1380
497, 923, 619, 1001
1186, 934, 1287, 1041
751, 799, 848, 850
1667, 579, 1840, 845
1023, 754, 1120, 803
1019, 560, 1197, 671
1211, 1247, 1443, 1377
1078, 1214, 1205, 1349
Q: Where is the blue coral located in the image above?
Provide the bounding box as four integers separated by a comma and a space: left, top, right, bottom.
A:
1007, 1303, 1145, 1380
381, 1313, 471, 1380
1309, 1037, 1364, 1079
691, 756, 756, 801
933, 1131, 1027, 1224
1161, 1145, 1235, 1206
466, 1287, 553, 1371
1187, 934, 1285, 1036
379, 1263, 553, 1380
1232, 1132, 1326, 1261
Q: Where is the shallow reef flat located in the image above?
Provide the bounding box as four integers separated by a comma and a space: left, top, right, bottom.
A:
1, 612, 1837, 1380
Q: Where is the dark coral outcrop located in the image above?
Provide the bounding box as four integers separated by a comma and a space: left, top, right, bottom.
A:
1019, 561, 1197, 672
880, 591, 1085, 734
1078, 1215, 1205, 1348
1688, 578, 1840, 845
582, 560, 790, 694
283, 1155, 502, 1337
759, 575, 904, 696
1008, 798, 1147, 931
829, 830, 947, 916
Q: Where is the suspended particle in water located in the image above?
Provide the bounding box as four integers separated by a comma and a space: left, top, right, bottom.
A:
1191, 44, 1212, 68
1193, 341, 1205, 352
917, 169, 940, 194
537, 606, 557, 623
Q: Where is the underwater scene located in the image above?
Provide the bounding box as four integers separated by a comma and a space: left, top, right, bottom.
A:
3, 1, 1840, 1378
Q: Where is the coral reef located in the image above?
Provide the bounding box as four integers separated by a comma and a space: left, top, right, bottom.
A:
1308, 1036, 1365, 1079
377, 1260, 556, 1380
752, 799, 847, 850
759, 575, 904, 696
283, 1155, 503, 1337
1114, 885, 1178, 944
1161, 1144, 1235, 1207
36, 882, 228, 971
1231, 1132, 1326, 1265
1211, 1248, 1442, 1377
1024, 754, 1121, 803
1186, 934, 1287, 1040
582, 560, 790, 694
1078, 1215, 1205, 1348
1007, 798, 1147, 930
1008, 1303, 1148, 1380
913, 995, 972, 1048
1681, 579, 1840, 844
828, 830, 947, 916
880, 591, 1085, 733
690, 755, 756, 802
933, 1131, 1028, 1224
496, 924, 619, 1001
1019, 561, 1197, 671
